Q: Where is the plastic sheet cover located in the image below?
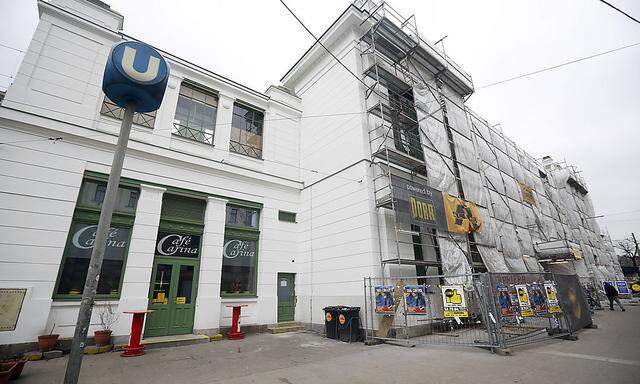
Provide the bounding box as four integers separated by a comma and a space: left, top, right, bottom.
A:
418, 116, 449, 155
475, 207, 496, 247
497, 225, 527, 272
522, 255, 543, 272
477, 245, 509, 272
489, 129, 507, 153
444, 99, 471, 138
496, 150, 513, 177
460, 166, 485, 207
484, 164, 504, 193
438, 231, 472, 285
424, 148, 458, 196
452, 131, 478, 170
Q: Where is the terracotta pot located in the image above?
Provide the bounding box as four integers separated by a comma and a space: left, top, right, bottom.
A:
0, 362, 16, 384
94, 330, 112, 346
8, 359, 26, 380
37, 334, 59, 352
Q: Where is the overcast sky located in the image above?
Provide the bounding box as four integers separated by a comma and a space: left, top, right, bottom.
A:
1, 0, 639, 241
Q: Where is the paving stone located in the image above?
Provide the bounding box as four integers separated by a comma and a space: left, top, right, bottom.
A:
23, 351, 43, 361
42, 350, 63, 360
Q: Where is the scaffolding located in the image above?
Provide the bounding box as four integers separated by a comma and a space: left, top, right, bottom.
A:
353, 0, 624, 286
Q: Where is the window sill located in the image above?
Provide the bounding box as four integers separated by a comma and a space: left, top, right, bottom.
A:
220, 297, 258, 303
51, 299, 120, 307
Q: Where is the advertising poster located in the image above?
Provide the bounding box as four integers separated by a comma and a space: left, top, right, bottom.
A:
404, 285, 427, 315
375, 285, 395, 314
441, 285, 468, 318
529, 283, 548, 314
615, 281, 631, 295
496, 284, 517, 317
515, 284, 534, 317
544, 282, 562, 313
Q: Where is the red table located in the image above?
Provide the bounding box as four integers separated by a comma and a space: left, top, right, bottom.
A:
226, 305, 248, 340
121, 310, 154, 357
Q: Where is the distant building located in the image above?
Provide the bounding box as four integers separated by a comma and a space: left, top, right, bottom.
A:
0, 0, 623, 348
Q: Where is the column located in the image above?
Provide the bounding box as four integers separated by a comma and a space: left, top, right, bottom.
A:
193, 196, 228, 335
113, 184, 165, 336
213, 93, 235, 155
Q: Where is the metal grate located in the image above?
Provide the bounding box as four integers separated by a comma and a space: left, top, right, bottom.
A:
100, 97, 156, 128
229, 139, 262, 159
172, 123, 214, 145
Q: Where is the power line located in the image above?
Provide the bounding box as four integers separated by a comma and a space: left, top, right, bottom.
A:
599, 0, 640, 25
476, 41, 640, 89
0, 42, 25, 53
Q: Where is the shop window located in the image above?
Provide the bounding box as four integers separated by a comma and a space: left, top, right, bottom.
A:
230, 102, 264, 158
221, 205, 260, 296
54, 178, 138, 299
225, 206, 259, 228
172, 82, 218, 145
100, 96, 156, 128
55, 222, 131, 296
278, 210, 296, 223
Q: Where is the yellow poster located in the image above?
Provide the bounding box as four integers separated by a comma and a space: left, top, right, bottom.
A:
517, 180, 536, 206
176, 297, 186, 304
442, 193, 482, 235
515, 284, 534, 317
441, 285, 469, 318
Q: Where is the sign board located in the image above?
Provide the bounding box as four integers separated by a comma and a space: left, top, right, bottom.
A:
544, 282, 562, 313
515, 284, 534, 317
0, 289, 27, 331
441, 285, 468, 318
375, 285, 395, 314
156, 232, 200, 258
103, 41, 169, 113
390, 175, 482, 235
517, 180, 536, 206
496, 284, 517, 317
404, 285, 427, 315
390, 175, 447, 231
631, 283, 640, 293
529, 283, 548, 314
615, 281, 630, 295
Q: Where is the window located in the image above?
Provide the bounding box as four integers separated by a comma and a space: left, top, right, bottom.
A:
172, 82, 219, 145
54, 179, 138, 299
221, 205, 260, 296
225, 206, 259, 228
230, 102, 264, 158
100, 96, 156, 128
56, 223, 131, 296
389, 91, 423, 161
278, 210, 296, 223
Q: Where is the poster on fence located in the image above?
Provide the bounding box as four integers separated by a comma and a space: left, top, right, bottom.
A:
404, 285, 427, 315
515, 284, 534, 317
375, 285, 395, 314
544, 282, 562, 313
529, 283, 548, 314
615, 281, 630, 295
496, 284, 517, 317
441, 285, 468, 318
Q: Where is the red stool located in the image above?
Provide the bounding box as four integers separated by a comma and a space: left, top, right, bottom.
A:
226, 305, 248, 340
121, 310, 154, 357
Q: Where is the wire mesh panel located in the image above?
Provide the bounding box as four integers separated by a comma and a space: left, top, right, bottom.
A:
364, 272, 577, 351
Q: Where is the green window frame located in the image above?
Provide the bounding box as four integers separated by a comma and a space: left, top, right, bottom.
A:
52, 178, 138, 301
221, 205, 260, 297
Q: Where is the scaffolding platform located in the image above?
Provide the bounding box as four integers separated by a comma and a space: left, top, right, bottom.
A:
372, 145, 425, 174
363, 63, 413, 96
381, 258, 442, 267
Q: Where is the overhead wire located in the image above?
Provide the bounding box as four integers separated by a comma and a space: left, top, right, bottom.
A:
598, 0, 640, 25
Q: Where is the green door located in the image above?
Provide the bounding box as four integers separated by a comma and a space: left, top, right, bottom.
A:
145, 258, 198, 337
277, 273, 296, 322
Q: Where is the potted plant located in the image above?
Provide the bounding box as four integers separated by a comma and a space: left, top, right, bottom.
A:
37, 323, 59, 352
94, 304, 118, 346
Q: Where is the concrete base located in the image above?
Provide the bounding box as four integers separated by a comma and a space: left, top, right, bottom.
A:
84, 344, 113, 354
141, 334, 210, 350
23, 351, 43, 361
42, 350, 63, 360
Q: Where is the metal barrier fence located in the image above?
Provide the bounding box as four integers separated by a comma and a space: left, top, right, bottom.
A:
363, 272, 578, 350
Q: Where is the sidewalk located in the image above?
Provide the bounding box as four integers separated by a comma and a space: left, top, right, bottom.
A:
21, 306, 639, 384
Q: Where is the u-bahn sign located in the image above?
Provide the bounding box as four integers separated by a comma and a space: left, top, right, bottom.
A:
102, 41, 169, 112
390, 175, 482, 235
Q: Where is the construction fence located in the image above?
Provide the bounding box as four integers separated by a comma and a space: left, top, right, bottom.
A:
363, 272, 592, 350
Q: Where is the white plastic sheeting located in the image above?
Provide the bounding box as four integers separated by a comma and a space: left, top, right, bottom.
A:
438, 231, 473, 285
477, 245, 509, 272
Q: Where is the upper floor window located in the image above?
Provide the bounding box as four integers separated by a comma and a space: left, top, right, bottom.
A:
100, 96, 156, 128
231, 102, 264, 159
173, 82, 219, 145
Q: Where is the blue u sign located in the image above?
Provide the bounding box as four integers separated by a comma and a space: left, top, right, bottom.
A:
102, 41, 169, 113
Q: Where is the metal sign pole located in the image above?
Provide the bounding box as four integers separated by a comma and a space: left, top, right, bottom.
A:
64, 100, 136, 384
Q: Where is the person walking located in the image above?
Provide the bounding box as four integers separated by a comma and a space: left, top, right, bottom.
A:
604, 282, 626, 311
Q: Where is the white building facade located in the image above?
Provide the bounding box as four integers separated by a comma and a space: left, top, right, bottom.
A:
0, 0, 623, 349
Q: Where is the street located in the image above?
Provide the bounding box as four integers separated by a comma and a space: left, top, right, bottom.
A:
20, 305, 639, 384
